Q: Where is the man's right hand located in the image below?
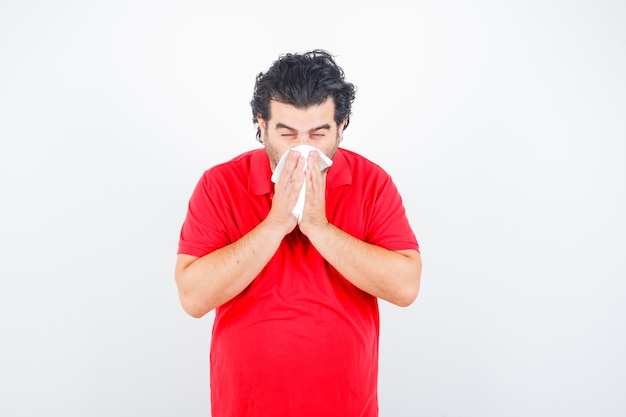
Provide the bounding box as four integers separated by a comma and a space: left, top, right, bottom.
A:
266, 150, 305, 235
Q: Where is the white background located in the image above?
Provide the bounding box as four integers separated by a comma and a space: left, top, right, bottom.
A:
1, 1, 624, 416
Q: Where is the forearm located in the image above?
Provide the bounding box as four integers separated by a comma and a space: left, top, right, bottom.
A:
305, 222, 422, 306
175, 220, 287, 317
176, 152, 307, 318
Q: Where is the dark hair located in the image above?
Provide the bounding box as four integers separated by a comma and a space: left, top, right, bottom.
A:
250, 49, 356, 142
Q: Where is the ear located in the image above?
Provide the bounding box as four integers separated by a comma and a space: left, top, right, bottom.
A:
256, 116, 267, 143
338, 116, 348, 142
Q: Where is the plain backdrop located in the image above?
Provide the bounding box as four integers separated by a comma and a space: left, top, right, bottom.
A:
1, 1, 625, 416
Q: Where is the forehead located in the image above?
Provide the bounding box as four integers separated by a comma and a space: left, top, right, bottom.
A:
268, 97, 336, 128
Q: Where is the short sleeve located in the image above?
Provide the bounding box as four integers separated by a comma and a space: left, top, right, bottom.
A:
365, 175, 419, 253
178, 171, 231, 257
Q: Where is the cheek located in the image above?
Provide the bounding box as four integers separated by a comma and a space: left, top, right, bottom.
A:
320, 137, 341, 158
264, 141, 287, 170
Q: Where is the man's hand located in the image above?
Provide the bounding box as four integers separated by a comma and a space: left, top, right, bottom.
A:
176, 150, 307, 317
266, 150, 305, 235
296, 150, 421, 306
299, 151, 330, 236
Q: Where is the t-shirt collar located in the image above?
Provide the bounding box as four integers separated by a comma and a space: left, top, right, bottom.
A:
249, 150, 273, 195
326, 148, 352, 189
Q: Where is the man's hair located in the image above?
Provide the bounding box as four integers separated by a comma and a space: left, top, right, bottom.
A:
251, 49, 356, 142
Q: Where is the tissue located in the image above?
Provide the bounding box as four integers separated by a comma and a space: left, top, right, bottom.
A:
270, 144, 333, 223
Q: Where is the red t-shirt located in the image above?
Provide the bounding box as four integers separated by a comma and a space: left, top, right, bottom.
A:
178, 148, 419, 417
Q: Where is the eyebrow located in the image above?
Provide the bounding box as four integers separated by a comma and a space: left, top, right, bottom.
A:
275, 123, 331, 132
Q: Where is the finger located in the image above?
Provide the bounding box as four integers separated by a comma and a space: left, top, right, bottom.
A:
307, 150, 320, 172
305, 153, 327, 196
281, 150, 299, 176
287, 156, 306, 199
307, 153, 325, 187
279, 151, 304, 185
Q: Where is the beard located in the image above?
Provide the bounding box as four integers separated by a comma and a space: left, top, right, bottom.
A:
262, 131, 283, 171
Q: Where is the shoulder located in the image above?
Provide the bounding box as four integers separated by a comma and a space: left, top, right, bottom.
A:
200, 148, 264, 181
337, 148, 391, 181
194, 148, 271, 197
205, 149, 261, 174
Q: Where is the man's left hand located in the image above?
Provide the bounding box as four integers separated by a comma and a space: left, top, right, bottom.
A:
299, 150, 329, 235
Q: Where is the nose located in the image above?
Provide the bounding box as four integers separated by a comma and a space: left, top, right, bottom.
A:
295, 133, 310, 146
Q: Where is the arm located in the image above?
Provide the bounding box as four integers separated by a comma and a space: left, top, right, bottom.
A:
175, 151, 306, 318
299, 152, 422, 307
302, 224, 421, 307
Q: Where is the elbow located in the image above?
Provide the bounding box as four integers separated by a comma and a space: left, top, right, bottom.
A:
389, 251, 422, 307
176, 272, 212, 318
178, 293, 211, 318
175, 255, 212, 318
175, 260, 213, 318
392, 255, 422, 307
186, 308, 207, 319
394, 280, 420, 307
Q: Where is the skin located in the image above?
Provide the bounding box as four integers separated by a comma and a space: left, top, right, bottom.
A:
175, 97, 422, 318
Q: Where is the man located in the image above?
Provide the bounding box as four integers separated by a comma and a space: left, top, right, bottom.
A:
175, 50, 421, 417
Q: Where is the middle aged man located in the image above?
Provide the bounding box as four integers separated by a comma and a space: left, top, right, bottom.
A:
175, 49, 422, 416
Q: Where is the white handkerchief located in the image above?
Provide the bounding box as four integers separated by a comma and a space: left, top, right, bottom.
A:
270, 144, 333, 223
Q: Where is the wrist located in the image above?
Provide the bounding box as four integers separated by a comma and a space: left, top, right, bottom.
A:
299, 218, 332, 242
263, 211, 297, 238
